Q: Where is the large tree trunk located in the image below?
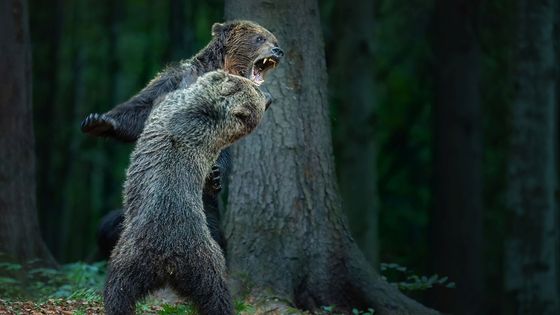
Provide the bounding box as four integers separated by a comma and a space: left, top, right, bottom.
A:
429, 0, 483, 314
504, 1, 560, 314
329, 0, 378, 265
0, 0, 55, 267
223, 1, 437, 314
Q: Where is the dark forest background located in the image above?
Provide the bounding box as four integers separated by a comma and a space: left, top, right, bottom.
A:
1, 0, 558, 314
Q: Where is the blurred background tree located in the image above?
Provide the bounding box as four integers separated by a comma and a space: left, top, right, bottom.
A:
504, 0, 559, 314
0, 0, 56, 268
2, 0, 554, 313
328, 0, 379, 266
428, 0, 483, 313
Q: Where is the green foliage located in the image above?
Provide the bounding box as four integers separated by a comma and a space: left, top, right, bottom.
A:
380, 262, 455, 291
67, 287, 103, 302
321, 305, 376, 315
235, 300, 256, 314
352, 308, 375, 315
157, 303, 196, 315
0, 262, 23, 271
0, 261, 105, 301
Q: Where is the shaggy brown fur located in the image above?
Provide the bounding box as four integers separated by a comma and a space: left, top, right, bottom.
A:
104, 71, 269, 315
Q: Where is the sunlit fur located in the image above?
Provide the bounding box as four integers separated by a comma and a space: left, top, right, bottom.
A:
103, 71, 268, 315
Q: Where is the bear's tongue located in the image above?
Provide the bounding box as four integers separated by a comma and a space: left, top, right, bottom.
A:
250, 57, 278, 86
251, 68, 264, 86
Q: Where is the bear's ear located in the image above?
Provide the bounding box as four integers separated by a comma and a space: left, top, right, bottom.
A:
212, 22, 225, 37
204, 70, 227, 85
231, 106, 252, 121
212, 22, 235, 42
220, 78, 241, 96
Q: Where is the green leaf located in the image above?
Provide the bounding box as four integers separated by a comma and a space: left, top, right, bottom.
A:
0, 277, 18, 284
322, 305, 334, 313
0, 262, 22, 271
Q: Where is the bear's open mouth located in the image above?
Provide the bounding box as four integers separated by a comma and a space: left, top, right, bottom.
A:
250, 56, 279, 86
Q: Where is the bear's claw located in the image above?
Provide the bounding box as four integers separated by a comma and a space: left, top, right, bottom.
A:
210, 165, 222, 192
81, 113, 117, 137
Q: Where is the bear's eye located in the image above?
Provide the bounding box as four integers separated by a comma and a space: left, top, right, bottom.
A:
255, 36, 266, 44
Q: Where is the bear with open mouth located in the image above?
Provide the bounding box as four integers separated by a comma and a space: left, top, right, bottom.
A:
82, 20, 283, 259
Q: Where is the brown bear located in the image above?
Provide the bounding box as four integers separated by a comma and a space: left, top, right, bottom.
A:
83, 20, 283, 258
81, 20, 282, 141
104, 70, 270, 315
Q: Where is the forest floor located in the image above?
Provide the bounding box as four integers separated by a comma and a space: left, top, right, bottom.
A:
0, 262, 364, 314
0, 299, 184, 315
0, 298, 313, 315
0, 298, 242, 315
0, 299, 102, 314
0, 260, 438, 315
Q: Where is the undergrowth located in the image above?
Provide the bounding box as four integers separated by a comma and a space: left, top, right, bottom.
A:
0, 258, 452, 314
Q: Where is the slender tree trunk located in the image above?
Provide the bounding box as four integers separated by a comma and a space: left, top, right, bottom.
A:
330, 0, 378, 265
224, 1, 437, 314
504, 1, 560, 314
429, 0, 483, 313
0, 0, 56, 267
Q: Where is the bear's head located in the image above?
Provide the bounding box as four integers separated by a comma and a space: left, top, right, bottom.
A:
167, 70, 270, 153
212, 20, 284, 86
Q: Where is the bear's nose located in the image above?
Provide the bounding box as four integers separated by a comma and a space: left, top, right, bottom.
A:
272, 47, 284, 58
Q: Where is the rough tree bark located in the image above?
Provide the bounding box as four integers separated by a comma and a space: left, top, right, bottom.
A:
504, 0, 560, 314
330, 0, 378, 265
0, 0, 56, 267
223, 0, 438, 314
428, 0, 483, 314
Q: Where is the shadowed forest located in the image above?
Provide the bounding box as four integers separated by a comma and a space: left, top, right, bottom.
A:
1, 0, 559, 314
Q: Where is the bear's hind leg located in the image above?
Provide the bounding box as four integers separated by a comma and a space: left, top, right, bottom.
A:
104, 257, 161, 315
170, 254, 234, 315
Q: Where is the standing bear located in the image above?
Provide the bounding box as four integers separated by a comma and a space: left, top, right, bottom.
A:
81, 20, 283, 257
104, 70, 270, 315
